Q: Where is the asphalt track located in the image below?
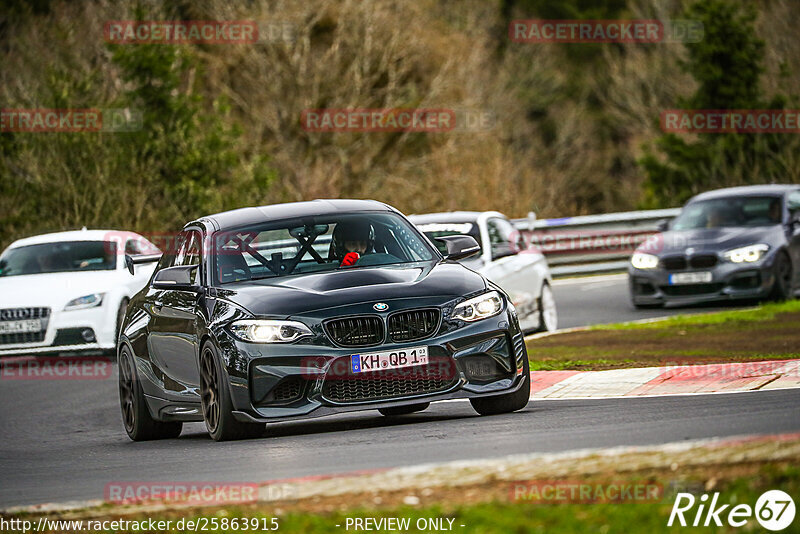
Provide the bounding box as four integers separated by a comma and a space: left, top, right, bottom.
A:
2, 373, 799, 508
0, 274, 791, 509
551, 273, 753, 329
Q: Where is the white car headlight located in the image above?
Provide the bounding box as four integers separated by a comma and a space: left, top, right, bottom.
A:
63, 293, 105, 311
724, 244, 769, 263
229, 319, 312, 343
631, 252, 659, 269
452, 291, 504, 322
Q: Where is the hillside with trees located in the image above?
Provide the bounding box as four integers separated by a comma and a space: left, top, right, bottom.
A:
1, 0, 798, 247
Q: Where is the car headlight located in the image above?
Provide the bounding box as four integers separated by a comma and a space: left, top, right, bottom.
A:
631, 252, 659, 269
452, 291, 504, 322
63, 293, 104, 311
724, 244, 769, 263
229, 319, 313, 343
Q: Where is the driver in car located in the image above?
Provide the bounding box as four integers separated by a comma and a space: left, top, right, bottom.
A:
332, 219, 374, 267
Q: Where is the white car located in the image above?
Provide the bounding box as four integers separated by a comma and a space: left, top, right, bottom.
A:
410, 211, 557, 333
0, 229, 159, 356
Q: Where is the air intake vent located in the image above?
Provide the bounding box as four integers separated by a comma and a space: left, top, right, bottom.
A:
322, 355, 458, 403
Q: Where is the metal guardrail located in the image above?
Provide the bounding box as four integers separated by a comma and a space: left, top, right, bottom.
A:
512, 208, 681, 277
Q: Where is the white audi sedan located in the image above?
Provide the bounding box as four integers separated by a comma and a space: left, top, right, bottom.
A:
410, 211, 557, 333
0, 229, 158, 356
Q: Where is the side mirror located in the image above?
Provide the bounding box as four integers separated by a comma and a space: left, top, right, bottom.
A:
491, 244, 517, 261
152, 265, 199, 290
435, 235, 481, 261
125, 253, 162, 275
791, 213, 800, 234
656, 219, 670, 232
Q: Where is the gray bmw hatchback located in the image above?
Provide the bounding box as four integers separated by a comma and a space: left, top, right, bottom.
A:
629, 185, 800, 308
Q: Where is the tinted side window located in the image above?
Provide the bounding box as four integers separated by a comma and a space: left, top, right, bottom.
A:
179, 231, 201, 267
153, 230, 200, 275
125, 239, 142, 255
487, 218, 518, 260
176, 231, 202, 284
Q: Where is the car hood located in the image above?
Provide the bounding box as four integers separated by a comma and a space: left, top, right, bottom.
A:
0, 270, 121, 309
216, 262, 487, 316
646, 226, 782, 256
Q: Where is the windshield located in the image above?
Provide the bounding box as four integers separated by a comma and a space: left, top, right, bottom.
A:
672, 196, 783, 230
212, 212, 437, 284
415, 222, 481, 255
0, 241, 117, 277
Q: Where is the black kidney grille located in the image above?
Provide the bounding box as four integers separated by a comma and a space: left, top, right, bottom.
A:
661, 256, 686, 271
388, 309, 440, 342
689, 254, 718, 269
322, 355, 458, 403
325, 316, 384, 347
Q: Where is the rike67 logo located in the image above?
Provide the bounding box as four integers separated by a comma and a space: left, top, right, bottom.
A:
669, 490, 796, 531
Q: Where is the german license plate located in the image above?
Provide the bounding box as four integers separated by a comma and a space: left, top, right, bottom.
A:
0, 319, 43, 334
669, 271, 712, 285
351, 346, 429, 373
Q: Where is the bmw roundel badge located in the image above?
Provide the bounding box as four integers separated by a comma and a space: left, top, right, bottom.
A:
373, 302, 389, 311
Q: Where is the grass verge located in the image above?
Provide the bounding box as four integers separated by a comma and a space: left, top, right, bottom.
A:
527, 300, 800, 371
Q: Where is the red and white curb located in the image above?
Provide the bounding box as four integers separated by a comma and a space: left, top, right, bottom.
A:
530, 359, 800, 399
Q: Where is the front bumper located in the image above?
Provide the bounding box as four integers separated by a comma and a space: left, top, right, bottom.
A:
0, 304, 117, 356
628, 255, 777, 306
211, 311, 527, 423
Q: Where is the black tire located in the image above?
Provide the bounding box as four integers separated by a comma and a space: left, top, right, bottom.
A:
469, 357, 530, 416
115, 298, 129, 342
200, 342, 264, 441
379, 403, 430, 416
118, 347, 182, 441
534, 283, 558, 333
769, 252, 793, 302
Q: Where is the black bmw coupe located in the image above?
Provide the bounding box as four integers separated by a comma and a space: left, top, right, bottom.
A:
118, 200, 530, 441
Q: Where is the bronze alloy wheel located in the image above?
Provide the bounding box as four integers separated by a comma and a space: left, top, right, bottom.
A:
118, 349, 136, 434
200, 346, 220, 434
199, 342, 264, 441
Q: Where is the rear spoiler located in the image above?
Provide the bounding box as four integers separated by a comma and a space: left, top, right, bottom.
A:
124, 253, 161, 275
